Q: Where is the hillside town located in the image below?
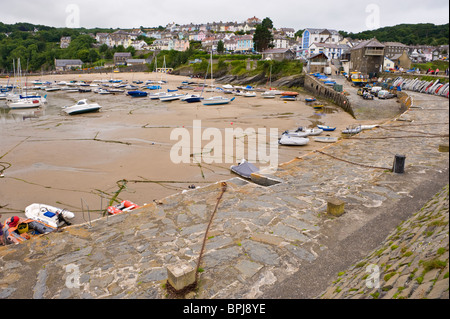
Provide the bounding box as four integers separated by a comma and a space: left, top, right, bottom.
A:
52, 16, 449, 76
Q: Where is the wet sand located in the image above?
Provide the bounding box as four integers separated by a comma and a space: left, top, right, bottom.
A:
0, 72, 384, 225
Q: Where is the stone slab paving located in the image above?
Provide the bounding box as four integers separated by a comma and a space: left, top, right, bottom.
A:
0, 92, 448, 299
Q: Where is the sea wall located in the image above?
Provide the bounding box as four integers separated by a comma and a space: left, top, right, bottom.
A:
318, 184, 449, 299
304, 73, 355, 117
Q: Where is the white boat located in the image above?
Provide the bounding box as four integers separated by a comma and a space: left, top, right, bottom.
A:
159, 93, 183, 102
261, 91, 276, 98
282, 129, 309, 138
313, 136, 338, 143
342, 125, 362, 134
98, 89, 112, 95
240, 91, 256, 97
360, 124, 379, 130
25, 203, 75, 228
149, 92, 169, 100
45, 87, 61, 92
202, 51, 234, 106
203, 96, 235, 106
7, 99, 42, 109
222, 84, 234, 89
62, 99, 102, 115
302, 128, 323, 136
279, 135, 310, 146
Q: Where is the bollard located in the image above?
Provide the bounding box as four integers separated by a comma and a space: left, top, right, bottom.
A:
392, 154, 406, 174
327, 198, 345, 217
167, 263, 196, 291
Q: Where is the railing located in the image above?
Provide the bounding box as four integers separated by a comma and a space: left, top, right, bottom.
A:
365, 49, 384, 56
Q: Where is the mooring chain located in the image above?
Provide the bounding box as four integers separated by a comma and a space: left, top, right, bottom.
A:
195, 182, 228, 284
315, 150, 392, 170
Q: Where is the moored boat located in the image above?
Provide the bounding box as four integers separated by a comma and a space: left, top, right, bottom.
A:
279, 135, 309, 146
62, 99, 102, 115
313, 136, 338, 143
2, 216, 57, 245
127, 90, 148, 97
107, 200, 140, 215
317, 125, 336, 131
7, 99, 42, 109
230, 159, 259, 179
25, 203, 75, 228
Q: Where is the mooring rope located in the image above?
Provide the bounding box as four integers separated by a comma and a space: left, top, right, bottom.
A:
195, 182, 227, 284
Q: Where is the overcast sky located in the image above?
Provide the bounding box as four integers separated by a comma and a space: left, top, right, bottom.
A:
1, 0, 448, 33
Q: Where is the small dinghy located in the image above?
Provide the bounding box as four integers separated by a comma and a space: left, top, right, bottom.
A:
230, 159, 259, 179
261, 91, 276, 98
281, 95, 297, 101
313, 136, 338, 143
107, 200, 140, 215
342, 125, 362, 134
62, 99, 102, 115
2, 217, 57, 245
279, 134, 310, 146
360, 124, 379, 130
25, 203, 75, 228
282, 128, 310, 138
301, 128, 323, 136
317, 125, 336, 131
305, 97, 316, 102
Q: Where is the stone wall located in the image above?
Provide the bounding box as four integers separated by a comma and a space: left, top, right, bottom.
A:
318, 184, 449, 299
304, 74, 355, 117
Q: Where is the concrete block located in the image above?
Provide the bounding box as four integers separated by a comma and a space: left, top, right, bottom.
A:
327, 198, 345, 217
167, 263, 196, 291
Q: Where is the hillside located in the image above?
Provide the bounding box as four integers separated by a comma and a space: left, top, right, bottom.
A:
340, 23, 449, 46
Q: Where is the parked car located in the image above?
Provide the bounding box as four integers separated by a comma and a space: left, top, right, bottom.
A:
377, 90, 396, 99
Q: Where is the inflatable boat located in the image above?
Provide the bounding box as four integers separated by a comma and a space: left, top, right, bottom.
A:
2, 217, 56, 245
25, 203, 75, 228
107, 200, 140, 215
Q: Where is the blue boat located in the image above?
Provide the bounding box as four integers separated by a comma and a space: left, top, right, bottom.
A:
127, 90, 148, 97
147, 85, 162, 90
167, 89, 178, 92
317, 125, 336, 131
305, 98, 316, 102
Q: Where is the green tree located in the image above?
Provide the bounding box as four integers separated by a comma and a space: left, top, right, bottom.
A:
217, 40, 225, 54
253, 18, 274, 53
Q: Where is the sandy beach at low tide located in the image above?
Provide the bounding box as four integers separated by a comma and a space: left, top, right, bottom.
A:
0, 71, 385, 225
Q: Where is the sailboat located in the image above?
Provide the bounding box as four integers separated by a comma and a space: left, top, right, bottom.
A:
6, 59, 44, 109
202, 51, 235, 106
261, 63, 277, 98
149, 56, 170, 100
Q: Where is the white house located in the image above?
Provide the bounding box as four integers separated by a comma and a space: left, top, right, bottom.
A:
272, 35, 289, 49
224, 39, 237, 52
301, 28, 341, 57
309, 43, 350, 60
383, 56, 395, 71
131, 40, 148, 50
280, 28, 295, 38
